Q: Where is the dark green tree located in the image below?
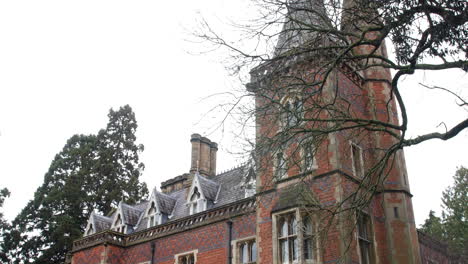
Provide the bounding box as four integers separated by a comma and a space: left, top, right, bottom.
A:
421, 166, 468, 255
420, 210, 445, 241
2, 105, 148, 264
441, 166, 468, 254
94, 105, 148, 214
0, 188, 11, 263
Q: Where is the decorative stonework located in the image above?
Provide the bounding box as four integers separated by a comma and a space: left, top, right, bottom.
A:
73, 197, 256, 252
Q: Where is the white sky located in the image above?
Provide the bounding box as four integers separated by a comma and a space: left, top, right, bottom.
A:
0, 1, 467, 228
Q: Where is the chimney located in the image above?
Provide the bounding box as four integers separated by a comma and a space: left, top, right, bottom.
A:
210, 142, 218, 176
190, 133, 217, 176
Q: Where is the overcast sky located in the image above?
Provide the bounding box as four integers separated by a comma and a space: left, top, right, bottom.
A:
0, 1, 467, 227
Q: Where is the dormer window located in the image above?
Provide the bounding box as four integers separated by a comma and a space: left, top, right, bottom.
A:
147, 202, 158, 228
113, 214, 126, 233
190, 187, 201, 214
243, 168, 256, 198
85, 224, 94, 236
186, 173, 216, 215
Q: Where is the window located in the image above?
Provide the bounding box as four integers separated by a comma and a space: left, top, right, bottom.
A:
113, 214, 126, 233
302, 142, 317, 172
351, 143, 364, 178
177, 253, 196, 264
275, 152, 287, 179
274, 210, 317, 264
238, 240, 257, 264
357, 213, 372, 264
303, 216, 314, 261
283, 100, 303, 128
190, 187, 201, 215
86, 224, 94, 236
278, 213, 298, 263
147, 202, 158, 228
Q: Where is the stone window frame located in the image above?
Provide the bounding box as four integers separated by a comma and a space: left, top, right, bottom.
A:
279, 94, 304, 130
174, 249, 198, 264
350, 141, 365, 178
85, 223, 94, 236
356, 211, 374, 264
146, 201, 160, 228
112, 213, 126, 234
186, 174, 208, 215
188, 186, 203, 215
232, 235, 257, 264
272, 208, 319, 264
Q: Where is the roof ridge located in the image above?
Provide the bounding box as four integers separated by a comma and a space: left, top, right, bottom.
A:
155, 190, 177, 200
121, 202, 145, 212
217, 163, 247, 175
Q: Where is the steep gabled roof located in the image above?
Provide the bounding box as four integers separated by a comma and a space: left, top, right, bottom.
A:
118, 201, 147, 226
89, 212, 113, 233
85, 163, 256, 235
151, 187, 177, 215
196, 173, 220, 201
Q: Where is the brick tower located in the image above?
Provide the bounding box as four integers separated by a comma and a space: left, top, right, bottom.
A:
248, 0, 421, 263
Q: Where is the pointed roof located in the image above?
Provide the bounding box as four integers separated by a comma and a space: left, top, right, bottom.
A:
88, 212, 113, 233
150, 187, 177, 215
117, 201, 147, 226
274, 0, 331, 56
84, 164, 256, 235
195, 173, 220, 201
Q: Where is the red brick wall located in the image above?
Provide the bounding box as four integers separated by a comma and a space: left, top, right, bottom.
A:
72, 245, 105, 264
72, 213, 256, 264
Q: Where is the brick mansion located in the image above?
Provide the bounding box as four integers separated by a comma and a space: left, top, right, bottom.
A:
69, 1, 460, 263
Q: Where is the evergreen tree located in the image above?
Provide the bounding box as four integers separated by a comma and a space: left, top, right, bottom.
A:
2, 105, 148, 264
421, 166, 468, 255
420, 210, 445, 241
94, 105, 147, 214
442, 166, 468, 254
0, 188, 11, 263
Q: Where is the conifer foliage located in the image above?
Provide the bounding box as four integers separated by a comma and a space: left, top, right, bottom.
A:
0, 188, 11, 263
421, 166, 468, 256
1, 105, 148, 264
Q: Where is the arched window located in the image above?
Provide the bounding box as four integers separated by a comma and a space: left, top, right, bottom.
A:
190, 187, 201, 214
278, 214, 298, 263
113, 214, 125, 233
178, 253, 195, 264
239, 240, 257, 264
148, 202, 158, 228
274, 210, 318, 264
281, 96, 304, 129
86, 224, 94, 236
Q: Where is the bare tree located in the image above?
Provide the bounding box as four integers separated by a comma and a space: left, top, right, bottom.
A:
194, 0, 467, 262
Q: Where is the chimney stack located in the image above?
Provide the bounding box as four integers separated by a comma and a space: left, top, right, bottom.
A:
190, 134, 217, 176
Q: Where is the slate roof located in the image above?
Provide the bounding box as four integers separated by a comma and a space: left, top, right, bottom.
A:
152, 188, 177, 215
196, 173, 220, 201
85, 164, 255, 236
90, 213, 112, 233
274, 0, 332, 56
119, 201, 147, 226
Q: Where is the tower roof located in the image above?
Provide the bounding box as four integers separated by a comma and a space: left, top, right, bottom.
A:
274, 0, 331, 56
